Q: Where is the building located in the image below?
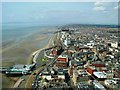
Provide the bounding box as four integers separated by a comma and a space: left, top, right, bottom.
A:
6, 64, 35, 75
57, 55, 69, 62
86, 42, 95, 48
93, 72, 107, 80
54, 61, 68, 69
90, 61, 105, 67
114, 70, 120, 78
61, 29, 70, 40
77, 82, 94, 89
41, 73, 51, 80
41, 67, 65, 81
86, 65, 107, 80
63, 38, 71, 47
89, 61, 108, 72
111, 42, 118, 48
77, 69, 88, 77
51, 49, 57, 55
104, 78, 120, 89
50, 47, 63, 56
93, 80, 106, 90
106, 72, 114, 78
74, 51, 94, 61
86, 66, 96, 75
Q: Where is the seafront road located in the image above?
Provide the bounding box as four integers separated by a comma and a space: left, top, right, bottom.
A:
13, 31, 58, 88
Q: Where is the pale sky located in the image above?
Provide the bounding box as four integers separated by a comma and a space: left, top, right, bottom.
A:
2, 2, 119, 25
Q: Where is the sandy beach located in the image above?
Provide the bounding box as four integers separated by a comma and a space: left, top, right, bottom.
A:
1, 27, 58, 88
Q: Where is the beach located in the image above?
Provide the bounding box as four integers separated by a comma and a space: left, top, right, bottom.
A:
1, 26, 58, 88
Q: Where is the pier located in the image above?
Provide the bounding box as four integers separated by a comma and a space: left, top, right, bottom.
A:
0, 67, 9, 73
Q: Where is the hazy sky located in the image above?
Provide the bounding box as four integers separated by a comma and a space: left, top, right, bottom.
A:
2, 2, 119, 25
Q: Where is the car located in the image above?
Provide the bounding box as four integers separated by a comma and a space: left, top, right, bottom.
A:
32, 83, 34, 86
39, 73, 42, 76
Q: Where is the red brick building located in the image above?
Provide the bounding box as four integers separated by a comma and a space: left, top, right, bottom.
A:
57, 55, 68, 62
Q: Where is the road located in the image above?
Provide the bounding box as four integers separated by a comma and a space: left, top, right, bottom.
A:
31, 32, 61, 89
23, 31, 58, 89
12, 30, 59, 89
17, 49, 45, 88
17, 75, 29, 88
12, 77, 24, 88
32, 56, 57, 89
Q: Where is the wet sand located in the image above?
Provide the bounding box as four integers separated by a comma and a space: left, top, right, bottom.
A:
1, 27, 58, 88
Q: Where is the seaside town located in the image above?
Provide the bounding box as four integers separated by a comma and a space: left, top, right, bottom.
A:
1, 25, 120, 90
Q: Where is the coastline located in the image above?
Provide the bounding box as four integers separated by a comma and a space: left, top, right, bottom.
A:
28, 31, 54, 64
2, 32, 49, 66
2, 27, 57, 88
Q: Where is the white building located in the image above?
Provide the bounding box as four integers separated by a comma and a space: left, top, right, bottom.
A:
93, 80, 106, 90
63, 38, 71, 47
93, 72, 107, 79
111, 42, 118, 48
42, 75, 51, 80
104, 79, 119, 88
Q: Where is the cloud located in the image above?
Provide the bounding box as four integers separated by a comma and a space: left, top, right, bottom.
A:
94, 2, 103, 7
94, 2, 119, 12
114, 4, 120, 10
94, 1, 106, 11
94, 6, 106, 11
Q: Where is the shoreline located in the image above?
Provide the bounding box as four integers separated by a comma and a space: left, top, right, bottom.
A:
28, 33, 54, 64
11, 32, 55, 88
2, 28, 57, 88
2, 33, 49, 67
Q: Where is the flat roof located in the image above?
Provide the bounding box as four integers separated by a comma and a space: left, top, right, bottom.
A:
93, 72, 107, 78
75, 52, 94, 56
12, 64, 34, 69
88, 66, 96, 70
13, 65, 25, 69
93, 81, 106, 89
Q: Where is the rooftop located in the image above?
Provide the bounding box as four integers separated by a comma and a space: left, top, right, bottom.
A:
93, 80, 106, 89
93, 71, 107, 78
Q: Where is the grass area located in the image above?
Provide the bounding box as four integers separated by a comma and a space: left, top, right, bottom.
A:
77, 77, 89, 82
40, 57, 49, 62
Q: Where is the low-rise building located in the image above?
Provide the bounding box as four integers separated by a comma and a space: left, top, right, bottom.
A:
111, 42, 118, 48
6, 64, 35, 74
86, 66, 96, 75
41, 67, 65, 81
93, 71, 107, 80
104, 78, 120, 89
57, 55, 69, 63
77, 82, 94, 89
93, 80, 106, 90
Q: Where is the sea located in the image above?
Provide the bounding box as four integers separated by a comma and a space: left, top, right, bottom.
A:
2, 23, 119, 42
2, 23, 50, 42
